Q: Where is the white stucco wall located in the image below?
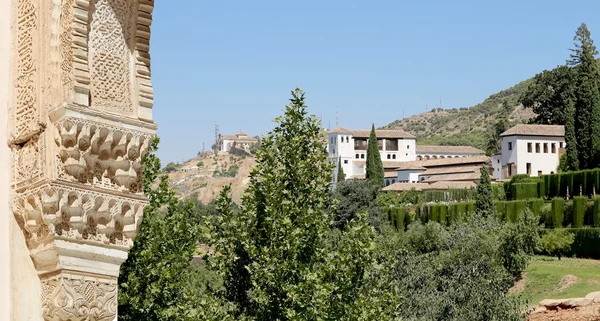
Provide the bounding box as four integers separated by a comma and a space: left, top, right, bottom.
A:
491, 154, 502, 179
500, 135, 564, 179
0, 2, 10, 318
397, 170, 423, 183
397, 138, 416, 161
1, 2, 43, 319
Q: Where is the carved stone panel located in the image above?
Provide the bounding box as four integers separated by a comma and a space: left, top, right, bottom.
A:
89, 0, 134, 115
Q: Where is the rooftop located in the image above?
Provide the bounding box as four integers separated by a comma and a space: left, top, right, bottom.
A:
396, 155, 490, 170
416, 145, 485, 154
328, 127, 416, 139
421, 172, 482, 183
500, 124, 565, 137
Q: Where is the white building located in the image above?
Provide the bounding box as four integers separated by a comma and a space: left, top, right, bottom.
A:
218, 131, 258, 153
416, 145, 485, 160
327, 127, 417, 181
492, 124, 565, 180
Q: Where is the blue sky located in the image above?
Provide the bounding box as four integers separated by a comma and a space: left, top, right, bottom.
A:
151, 0, 600, 163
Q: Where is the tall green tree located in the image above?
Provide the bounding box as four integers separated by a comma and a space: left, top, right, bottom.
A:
564, 99, 580, 170
119, 138, 202, 321
337, 156, 345, 182
520, 65, 574, 125
568, 23, 600, 169
365, 124, 384, 187
486, 99, 511, 155
475, 165, 494, 217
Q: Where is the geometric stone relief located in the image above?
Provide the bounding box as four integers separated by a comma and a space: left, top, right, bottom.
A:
89, 0, 134, 115
13, 183, 146, 250
41, 272, 118, 321
12, 0, 41, 143
54, 118, 152, 194
11, 133, 45, 192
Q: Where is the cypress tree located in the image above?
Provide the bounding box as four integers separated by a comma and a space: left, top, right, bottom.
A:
564, 99, 579, 170
365, 124, 384, 187
568, 23, 600, 169
475, 165, 494, 217
337, 156, 345, 182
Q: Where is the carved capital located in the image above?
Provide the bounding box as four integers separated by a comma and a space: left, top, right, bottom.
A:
41, 272, 117, 321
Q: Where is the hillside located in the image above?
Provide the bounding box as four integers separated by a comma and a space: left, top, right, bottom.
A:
382, 78, 537, 151
166, 152, 256, 204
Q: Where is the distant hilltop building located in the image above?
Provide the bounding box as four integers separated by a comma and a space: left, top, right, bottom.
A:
218, 131, 258, 153
492, 124, 565, 180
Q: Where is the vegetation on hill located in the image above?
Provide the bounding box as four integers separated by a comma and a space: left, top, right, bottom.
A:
382, 78, 536, 152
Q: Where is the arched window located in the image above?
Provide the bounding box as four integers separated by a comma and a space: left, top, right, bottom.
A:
387, 154, 391, 159
417, 155, 423, 160
392, 154, 396, 159
392, 179, 396, 184
346, 136, 349, 143
386, 180, 390, 186
355, 154, 359, 159
361, 154, 365, 159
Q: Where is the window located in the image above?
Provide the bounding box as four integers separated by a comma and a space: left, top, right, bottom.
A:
497, 159, 500, 163
407, 144, 410, 149
526, 163, 531, 175
377, 139, 384, 151
355, 154, 359, 159
387, 154, 391, 159
543, 143, 548, 153
392, 179, 396, 184
346, 137, 349, 143
552, 143, 556, 153
508, 142, 513, 151
344, 160, 348, 164
560, 142, 564, 149
386, 181, 390, 187
527, 143, 532, 153
361, 154, 365, 159
538, 170, 542, 176
392, 154, 396, 159
354, 139, 367, 150
385, 139, 398, 151
535, 143, 540, 153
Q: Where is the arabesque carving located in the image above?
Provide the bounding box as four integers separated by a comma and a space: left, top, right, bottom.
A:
89, 0, 134, 114
13, 183, 146, 250
41, 272, 118, 321
53, 118, 152, 194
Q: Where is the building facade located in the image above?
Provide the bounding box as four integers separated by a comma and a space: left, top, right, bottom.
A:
1, 0, 156, 319
416, 145, 485, 160
492, 124, 565, 180
327, 127, 417, 181
218, 131, 258, 153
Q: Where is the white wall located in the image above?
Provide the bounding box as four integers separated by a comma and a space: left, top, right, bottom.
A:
397, 138, 416, 161
491, 154, 502, 179
397, 170, 422, 183
501, 135, 564, 179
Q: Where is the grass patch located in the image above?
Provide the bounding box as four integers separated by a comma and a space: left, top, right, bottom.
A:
513, 256, 600, 306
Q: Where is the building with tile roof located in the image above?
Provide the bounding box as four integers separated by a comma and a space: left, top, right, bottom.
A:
218, 131, 258, 153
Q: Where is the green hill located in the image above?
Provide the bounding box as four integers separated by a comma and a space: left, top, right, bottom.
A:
382, 78, 537, 151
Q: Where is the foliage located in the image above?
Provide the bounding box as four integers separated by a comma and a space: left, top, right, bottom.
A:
119, 138, 203, 321
403, 221, 447, 254
572, 196, 587, 228
511, 182, 539, 200
197, 161, 205, 167
486, 99, 512, 155
163, 161, 182, 173
551, 198, 565, 228
332, 179, 384, 230
336, 156, 345, 182
594, 196, 600, 227
520, 65, 574, 125
376, 188, 422, 208
557, 153, 569, 172
475, 165, 494, 216
565, 228, 600, 259
365, 123, 384, 187
540, 228, 575, 260
213, 164, 239, 178
497, 209, 541, 279
249, 136, 261, 155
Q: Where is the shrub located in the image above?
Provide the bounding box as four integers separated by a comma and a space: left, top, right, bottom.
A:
594, 196, 600, 227
466, 202, 476, 214
540, 228, 575, 260
511, 183, 538, 200
548, 174, 560, 198
584, 170, 597, 197
543, 175, 552, 199
396, 207, 406, 232
537, 181, 545, 200
439, 205, 448, 226
492, 184, 507, 201
565, 228, 600, 259
551, 198, 565, 228
495, 201, 507, 222
559, 172, 574, 198
572, 196, 586, 228
197, 161, 204, 167
528, 198, 544, 217
429, 204, 440, 223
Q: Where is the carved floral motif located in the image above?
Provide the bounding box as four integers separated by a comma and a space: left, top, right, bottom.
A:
41, 272, 118, 321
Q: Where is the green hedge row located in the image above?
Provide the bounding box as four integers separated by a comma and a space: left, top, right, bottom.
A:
496, 200, 527, 222
564, 228, 600, 259
572, 196, 586, 228
545, 169, 600, 199
511, 183, 538, 200
387, 207, 407, 231
424, 188, 477, 202
550, 198, 565, 228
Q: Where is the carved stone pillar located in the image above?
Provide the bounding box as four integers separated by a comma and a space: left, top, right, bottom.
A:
9, 0, 156, 320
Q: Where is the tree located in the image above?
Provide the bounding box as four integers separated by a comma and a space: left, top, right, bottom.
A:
486, 99, 511, 155
540, 228, 575, 260
332, 179, 384, 231
564, 100, 580, 170
568, 23, 600, 169
336, 156, 345, 182
520, 65, 574, 125
365, 124, 384, 187
118, 138, 202, 320
475, 165, 494, 217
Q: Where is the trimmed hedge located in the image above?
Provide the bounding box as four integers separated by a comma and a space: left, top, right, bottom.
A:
551, 198, 565, 228
396, 207, 406, 231
439, 205, 448, 226
467, 202, 475, 214
594, 196, 600, 227
430, 204, 440, 223
528, 198, 544, 217
565, 228, 600, 259
496, 201, 506, 222
506, 200, 527, 223
572, 197, 586, 228
511, 183, 538, 200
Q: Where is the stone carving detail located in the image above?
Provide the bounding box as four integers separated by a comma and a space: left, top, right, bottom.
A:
89, 0, 134, 114
135, 0, 155, 114
12, 0, 39, 143
60, 0, 75, 101
41, 272, 118, 321
12, 134, 45, 191
14, 183, 146, 249
54, 118, 152, 193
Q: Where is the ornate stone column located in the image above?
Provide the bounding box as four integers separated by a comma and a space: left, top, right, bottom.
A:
9, 0, 156, 319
